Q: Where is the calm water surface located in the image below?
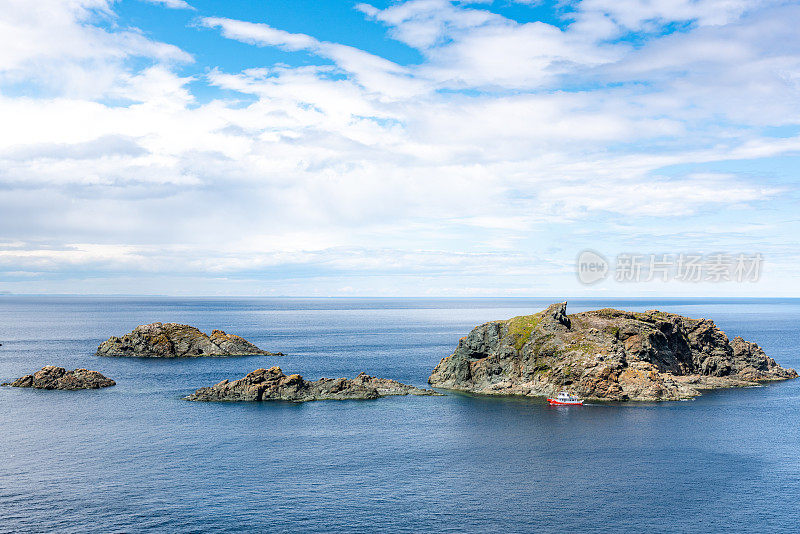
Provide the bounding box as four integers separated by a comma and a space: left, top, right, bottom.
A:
1, 297, 799, 533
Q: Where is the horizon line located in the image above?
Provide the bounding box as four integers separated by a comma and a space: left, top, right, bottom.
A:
2, 294, 800, 300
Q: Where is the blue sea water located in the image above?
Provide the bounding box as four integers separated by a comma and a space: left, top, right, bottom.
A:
1, 297, 799, 533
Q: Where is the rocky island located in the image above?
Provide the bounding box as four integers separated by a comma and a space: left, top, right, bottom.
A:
429, 302, 797, 401
3, 366, 116, 390
185, 366, 438, 402
97, 322, 282, 358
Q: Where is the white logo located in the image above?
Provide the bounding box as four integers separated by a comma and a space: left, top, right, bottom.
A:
576, 250, 609, 285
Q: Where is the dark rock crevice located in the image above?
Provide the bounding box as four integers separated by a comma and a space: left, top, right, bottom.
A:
428, 302, 797, 401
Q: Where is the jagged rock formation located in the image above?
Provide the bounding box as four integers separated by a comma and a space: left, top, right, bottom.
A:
3, 366, 115, 390
97, 322, 281, 358
429, 302, 797, 401
185, 366, 439, 402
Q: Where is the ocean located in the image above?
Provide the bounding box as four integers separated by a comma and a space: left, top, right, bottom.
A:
1, 297, 799, 533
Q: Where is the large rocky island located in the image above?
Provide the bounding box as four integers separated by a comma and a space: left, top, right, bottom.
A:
186, 366, 438, 402
97, 322, 281, 358
3, 366, 116, 390
429, 302, 797, 401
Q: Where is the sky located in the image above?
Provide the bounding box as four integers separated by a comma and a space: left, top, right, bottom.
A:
1, 0, 799, 297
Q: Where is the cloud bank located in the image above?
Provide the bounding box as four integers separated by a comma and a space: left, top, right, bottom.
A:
1, 0, 799, 295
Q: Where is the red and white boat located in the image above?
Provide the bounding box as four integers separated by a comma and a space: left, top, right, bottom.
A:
547, 391, 584, 405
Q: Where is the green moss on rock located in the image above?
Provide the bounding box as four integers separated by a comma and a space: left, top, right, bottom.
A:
506, 314, 542, 351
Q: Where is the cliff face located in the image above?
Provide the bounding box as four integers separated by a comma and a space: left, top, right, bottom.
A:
97, 323, 281, 358
185, 366, 438, 402
428, 302, 797, 401
3, 366, 115, 390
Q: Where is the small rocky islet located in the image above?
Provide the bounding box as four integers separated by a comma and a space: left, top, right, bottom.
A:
3, 366, 115, 390
185, 366, 438, 402
97, 322, 282, 358
428, 302, 797, 401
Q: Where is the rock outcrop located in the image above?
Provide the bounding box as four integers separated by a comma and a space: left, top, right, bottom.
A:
97, 323, 281, 358
428, 302, 797, 401
3, 366, 116, 390
185, 366, 438, 402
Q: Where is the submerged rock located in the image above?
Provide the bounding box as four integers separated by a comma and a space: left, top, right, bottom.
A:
3, 366, 115, 390
428, 302, 797, 402
185, 366, 439, 402
97, 322, 281, 358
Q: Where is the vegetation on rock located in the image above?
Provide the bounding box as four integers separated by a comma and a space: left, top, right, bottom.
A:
428, 302, 797, 401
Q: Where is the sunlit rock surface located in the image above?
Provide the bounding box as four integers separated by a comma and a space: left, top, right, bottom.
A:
429, 302, 797, 401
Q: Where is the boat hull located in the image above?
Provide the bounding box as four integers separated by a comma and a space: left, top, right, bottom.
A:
547, 399, 583, 405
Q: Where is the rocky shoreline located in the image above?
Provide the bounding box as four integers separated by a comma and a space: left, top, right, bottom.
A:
185, 366, 439, 402
428, 302, 797, 401
3, 366, 116, 390
6, 306, 794, 403
97, 322, 281, 358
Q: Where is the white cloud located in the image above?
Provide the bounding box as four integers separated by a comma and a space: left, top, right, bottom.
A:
357, 0, 499, 49
0, 0, 190, 99
576, 0, 765, 32
201, 17, 318, 51
142, 0, 195, 10
2, 0, 800, 295
538, 173, 779, 217
200, 17, 426, 98
359, 0, 623, 89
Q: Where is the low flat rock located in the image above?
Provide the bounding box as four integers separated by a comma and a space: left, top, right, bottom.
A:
185, 366, 439, 402
429, 302, 798, 402
3, 366, 115, 390
97, 322, 282, 358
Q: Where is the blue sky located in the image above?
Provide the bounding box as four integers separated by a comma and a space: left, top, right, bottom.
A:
1, 0, 799, 296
